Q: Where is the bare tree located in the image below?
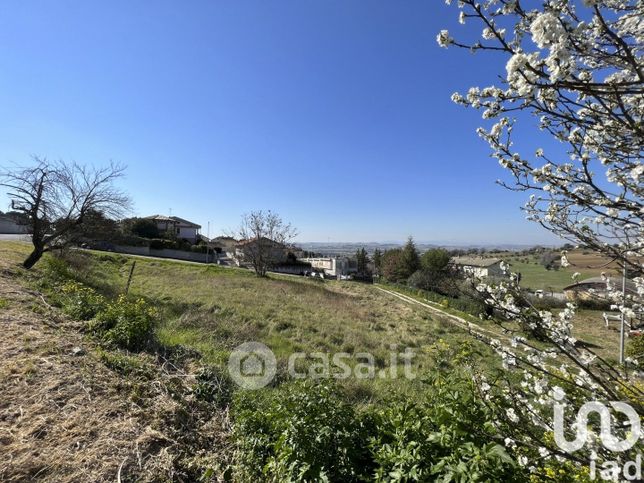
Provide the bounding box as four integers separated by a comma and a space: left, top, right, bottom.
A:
0, 158, 131, 268
235, 210, 297, 277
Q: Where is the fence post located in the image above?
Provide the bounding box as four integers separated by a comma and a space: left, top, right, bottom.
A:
125, 261, 136, 295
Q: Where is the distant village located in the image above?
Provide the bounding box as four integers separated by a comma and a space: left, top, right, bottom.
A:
2, 209, 637, 311
0, 209, 512, 277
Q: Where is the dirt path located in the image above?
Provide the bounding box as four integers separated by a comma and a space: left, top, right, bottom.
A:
0, 268, 183, 481
375, 286, 506, 342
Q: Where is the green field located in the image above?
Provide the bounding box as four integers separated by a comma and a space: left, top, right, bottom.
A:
2, 241, 622, 388
2, 241, 503, 398
503, 254, 608, 291
1, 241, 627, 480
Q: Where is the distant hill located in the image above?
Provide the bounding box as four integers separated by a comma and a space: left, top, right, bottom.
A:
297, 241, 558, 256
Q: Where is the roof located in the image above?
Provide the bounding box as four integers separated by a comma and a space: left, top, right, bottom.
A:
563, 277, 638, 294
236, 237, 286, 248
145, 215, 201, 229
451, 256, 502, 268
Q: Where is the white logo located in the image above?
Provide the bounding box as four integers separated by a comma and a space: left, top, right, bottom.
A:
228, 341, 277, 389
553, 391, 641, 453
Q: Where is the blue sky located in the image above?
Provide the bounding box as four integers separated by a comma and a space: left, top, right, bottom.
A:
0, 0, 563, 245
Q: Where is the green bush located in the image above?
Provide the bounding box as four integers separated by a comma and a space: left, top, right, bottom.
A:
148, 238, 165, 250
233, 380, 374, 482
60, 281, 106, 320
369, 373, 518, 482
627, 333, 644, 364
43, 255, 74, 283
194, 365, 234, 408
89, 295, 157, 350
232, 373, 522, 482
190, 244, 207, 253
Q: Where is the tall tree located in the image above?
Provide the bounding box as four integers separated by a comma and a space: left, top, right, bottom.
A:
0, 158, 130, 268
122, 217, 160, 239
353, 247, 372, 281
420, 248, 451, 274
372, 248, 383, 277
355, 247, 369, 275
235, 210, 297, 277
400, 236, 420, 278
381, 248, 406, 283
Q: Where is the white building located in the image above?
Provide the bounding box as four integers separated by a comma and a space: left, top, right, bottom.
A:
451, 256, 505, 278
145, 215, 201, 242
299, 257, 355, 278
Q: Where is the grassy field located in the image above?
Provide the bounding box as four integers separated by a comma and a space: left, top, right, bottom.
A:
502, 249, 622, 291
1, 241, 624, 391
1, 241, 503, 399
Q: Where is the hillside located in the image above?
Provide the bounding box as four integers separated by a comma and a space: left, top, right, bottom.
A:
0, 249, 234, 481
0, 241, 627, 480
0, 241, 502, 480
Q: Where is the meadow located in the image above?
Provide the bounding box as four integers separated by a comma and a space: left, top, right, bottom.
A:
2, 241, 501, 399
1, 241, 623, 387
502, 249, 622, 291
1, 241, 628, 480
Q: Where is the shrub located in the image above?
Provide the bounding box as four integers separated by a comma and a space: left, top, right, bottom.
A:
407, 269, 433, 291
232, 372, 522, 482
194, 365, 234, 408
233, 380, 374, 482
627, 333, 644, 364
60, 281, 106, 320
148, 238, 165, 250
90, 295, 156, 350
97, 349, 154, 378
369, 373, 519, 482
43, 255, 74, 283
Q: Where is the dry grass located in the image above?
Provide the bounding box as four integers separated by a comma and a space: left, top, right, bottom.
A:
571, 309, 623, 364
0, 247, 232, 482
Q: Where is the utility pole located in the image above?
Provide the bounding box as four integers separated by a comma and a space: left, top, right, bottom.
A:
205, 221, 210, 264
619, 264, 627, 365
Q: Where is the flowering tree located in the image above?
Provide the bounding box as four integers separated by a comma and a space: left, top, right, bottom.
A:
438, 0, 643, 477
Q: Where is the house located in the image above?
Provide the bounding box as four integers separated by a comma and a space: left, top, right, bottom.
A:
0, 214, 29, 234
210, 236, 238, 256
299, 257, 356, 278
145, 215, 201, 242
233, 237, 289, 266
451, 256, 505, 278
563, 276, 638, 302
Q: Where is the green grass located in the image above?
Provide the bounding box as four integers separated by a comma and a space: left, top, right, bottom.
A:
504, 255, 602, 291
2, 241, 500, 398
3, 241, 620, 397
508, 260, 574, 291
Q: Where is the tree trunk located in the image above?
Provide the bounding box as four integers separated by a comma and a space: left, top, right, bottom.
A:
23, 247, 44, 269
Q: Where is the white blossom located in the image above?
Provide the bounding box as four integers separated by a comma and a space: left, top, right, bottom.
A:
436, 30, 453, 48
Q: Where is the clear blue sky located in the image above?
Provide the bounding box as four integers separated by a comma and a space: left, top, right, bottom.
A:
0, 0, 563, 245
